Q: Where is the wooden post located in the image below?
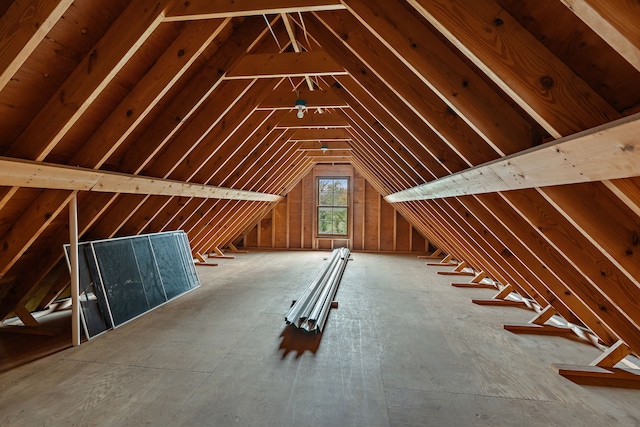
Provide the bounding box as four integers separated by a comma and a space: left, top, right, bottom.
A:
69, 194, 80, 347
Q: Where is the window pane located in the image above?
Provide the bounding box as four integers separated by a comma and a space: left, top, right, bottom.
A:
335, 179, 348, 206
333, 207, 347, 235
319, 192, 333, 206
318, 207, 334, 234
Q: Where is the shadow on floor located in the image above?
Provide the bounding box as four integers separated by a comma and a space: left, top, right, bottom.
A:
0, 309, 72, 373
278, 324, 322, 359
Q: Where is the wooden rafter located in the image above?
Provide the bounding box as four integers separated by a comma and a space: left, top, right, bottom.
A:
164, 0, 346, 22
304, 149, 353, 157
275, 112, 349, 128
226, 51, 347, 79
290, 128, 351, 140
558, 0, 640, 72
258, 89, 348, 109
0, 0, 73, 92
281, 12, 314, 91
296, 141, 352, 150
338, 0, 536, 157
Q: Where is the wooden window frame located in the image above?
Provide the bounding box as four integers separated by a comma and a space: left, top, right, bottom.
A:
316, 176, 350, 237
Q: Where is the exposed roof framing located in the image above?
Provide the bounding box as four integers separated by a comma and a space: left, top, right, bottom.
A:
0, 156, 282, 201
1, 0, 640, 383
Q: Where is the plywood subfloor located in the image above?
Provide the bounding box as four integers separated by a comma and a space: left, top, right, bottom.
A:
1, 251, 639, 426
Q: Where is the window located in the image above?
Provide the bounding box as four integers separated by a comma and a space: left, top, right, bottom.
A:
317, 177, 348, 235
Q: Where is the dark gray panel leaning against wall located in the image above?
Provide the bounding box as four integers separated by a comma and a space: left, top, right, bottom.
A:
94, 239, 149, 326
131, 237, 167, 309
65, 231, 200, 339
151, 233, 193, 300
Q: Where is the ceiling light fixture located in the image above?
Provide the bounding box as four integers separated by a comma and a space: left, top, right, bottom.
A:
295, 98, 307, 119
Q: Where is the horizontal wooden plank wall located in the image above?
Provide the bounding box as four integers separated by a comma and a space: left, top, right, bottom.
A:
240, 164, 428, 252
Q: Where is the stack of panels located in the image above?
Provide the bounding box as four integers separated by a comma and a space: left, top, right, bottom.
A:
285, 247, 349, 333
64, 231, 200, 339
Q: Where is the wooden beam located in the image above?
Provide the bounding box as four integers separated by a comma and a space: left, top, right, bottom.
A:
309, 156, 353, 163
4, 0, 174, 164
0, 157, 282, 202
591, 340, 633, 368
276, 112, 349, 128
338, 0, 536, 156
417, 248, 443, 259
451, 282, 496, 289
0, 34, 268, 317
335, 79, 439, 181
13, 305, 39, 327
290, 128, 351, 141
308, 16, 467, 177
226, 52, 346, 79
386, 113, 640, 202
461, 194, 614, 340
165, 0, 346, 22
313, 14, 632, 329
194, 152, 311, 253
528, 304, 557, 326
552, 364, 640, 389
0, 0, 175, 215
188, 137, 308, 252
303, 149, 352, 157
0, 19, 236, 305
501, 187, 640, 340
281, 13, 314, 91
146, 115, 291, 237
503, 323, 575, 337
405, 0, 620, 138
559, 0, 640, 72
432, 198, 545, 305
321, 29, 574, 313
258, 89, 348, 109
296, 141, 352, 150
70, 18, 230, 170
312, 11, 496, 169
0, 0, 73, 92
92, 80, 282, 239
119, 18, 268, 175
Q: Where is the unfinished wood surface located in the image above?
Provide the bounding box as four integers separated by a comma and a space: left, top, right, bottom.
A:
296, 141, 352, 150
226, 51, 346, 79
553, 365, 640, 389
259, 89, 348, 109
0, 157, 281, 202
1, 0, 640, 394
165, 0, 346, 21
275, 112, 350, 128
387, 113, 640, 202
406, 0, 620, 137
0, 0, 73, 92
239, 165, 428, 252
558, 0, 640, 72
340, 0, 537, 156
4, 252, 640, 422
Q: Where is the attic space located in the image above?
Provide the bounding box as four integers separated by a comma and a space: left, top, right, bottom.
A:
1, 0, 640, 421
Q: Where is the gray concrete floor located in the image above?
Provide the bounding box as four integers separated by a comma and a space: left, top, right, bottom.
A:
1, 251, 639, 426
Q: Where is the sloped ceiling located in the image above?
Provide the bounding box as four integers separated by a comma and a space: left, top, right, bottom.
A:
2, 0, 640, 363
